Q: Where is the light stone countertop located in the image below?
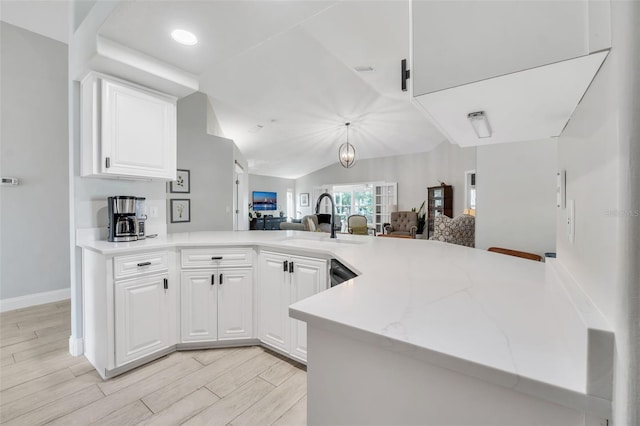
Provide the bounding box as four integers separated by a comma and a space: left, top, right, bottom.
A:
78, 230, 612, 417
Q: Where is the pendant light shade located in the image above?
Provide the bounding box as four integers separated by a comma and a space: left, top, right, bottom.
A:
338, 122, 356, 168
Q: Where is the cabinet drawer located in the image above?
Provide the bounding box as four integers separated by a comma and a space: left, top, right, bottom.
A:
114, 251, 169, 280
181, 248, 252, 268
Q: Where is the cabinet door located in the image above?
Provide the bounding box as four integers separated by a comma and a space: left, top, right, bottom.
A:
412, 1, 594, 96
101, 79, 176, 179
218, 268, 253, 340
181, 270, 218, 342
257, 252, 290, 352
289, 256, 327, 362
115, 274, 172, 366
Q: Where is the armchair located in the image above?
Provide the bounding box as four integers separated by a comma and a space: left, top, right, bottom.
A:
347, 215, 371, 235
384, 211, 418, 239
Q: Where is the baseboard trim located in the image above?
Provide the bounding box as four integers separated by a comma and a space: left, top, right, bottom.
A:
0, 288, 70, 313
69, 336, 84, 357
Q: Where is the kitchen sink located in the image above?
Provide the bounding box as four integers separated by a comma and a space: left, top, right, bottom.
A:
278, 236, 366, 246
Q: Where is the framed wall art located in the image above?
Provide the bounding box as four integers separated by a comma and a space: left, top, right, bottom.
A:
300, 193, 310, 207
170, 169, 190, 193
170, 199, 191, 223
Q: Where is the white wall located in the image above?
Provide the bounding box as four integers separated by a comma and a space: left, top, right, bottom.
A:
475, 139, 557, 256
556, 2, 639, 423
0, 23, 70, 301
167, 92, 235, 233
295, 142, 476, 217
249, 174, 295, 218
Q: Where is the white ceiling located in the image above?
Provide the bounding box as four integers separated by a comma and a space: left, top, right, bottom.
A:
3, 0, 446, 179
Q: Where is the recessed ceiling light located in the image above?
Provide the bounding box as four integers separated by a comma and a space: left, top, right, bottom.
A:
171, 29, 198, 46
354, 66, 374, 72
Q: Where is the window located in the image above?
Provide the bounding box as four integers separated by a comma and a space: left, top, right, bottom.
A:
286, 189, 294, 219
334, 191, 352, 221
331, 182, 396, 233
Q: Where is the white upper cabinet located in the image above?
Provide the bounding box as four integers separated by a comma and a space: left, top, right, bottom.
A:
411, 0, 611, 147
81, 72, 177, 180
412, 0, 610, 96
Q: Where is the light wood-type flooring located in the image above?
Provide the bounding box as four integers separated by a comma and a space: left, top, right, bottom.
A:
0, 300, 307, 425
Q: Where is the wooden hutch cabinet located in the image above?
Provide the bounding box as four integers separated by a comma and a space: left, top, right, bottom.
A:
427, 185, 453, 237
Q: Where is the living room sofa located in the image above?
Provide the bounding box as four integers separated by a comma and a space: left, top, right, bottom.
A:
429, 214, 475, 247
280, 214, 341, 233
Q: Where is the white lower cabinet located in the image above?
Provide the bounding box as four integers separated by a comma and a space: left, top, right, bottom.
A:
114, 273, 174, 365
83, 245, 326, 379
181, 270, 218, 342
181, 267, 253, 343
82, 249, 178, 378
258, 251, 328, 362
218, 268, 254, 340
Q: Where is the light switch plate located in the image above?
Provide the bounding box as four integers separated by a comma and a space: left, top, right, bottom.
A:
557, 170, 566, 208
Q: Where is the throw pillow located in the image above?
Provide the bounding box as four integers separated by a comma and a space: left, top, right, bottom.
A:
306, 217, 317, 232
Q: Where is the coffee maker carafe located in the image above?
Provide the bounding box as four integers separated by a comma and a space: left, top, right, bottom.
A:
108, 196, 139, 242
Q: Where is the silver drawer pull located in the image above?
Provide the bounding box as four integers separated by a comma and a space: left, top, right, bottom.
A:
137, 262, 152, 267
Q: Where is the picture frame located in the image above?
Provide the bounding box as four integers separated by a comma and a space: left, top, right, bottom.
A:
170, 199, 191, 223
300, 193, 310, 207
170, 169, 190, 193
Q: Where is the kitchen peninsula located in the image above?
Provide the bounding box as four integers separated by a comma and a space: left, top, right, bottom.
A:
78, 230, 613, 425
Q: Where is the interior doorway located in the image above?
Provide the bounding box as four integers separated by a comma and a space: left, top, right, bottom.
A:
234, 162, 245, 230
464, 169, 477, 215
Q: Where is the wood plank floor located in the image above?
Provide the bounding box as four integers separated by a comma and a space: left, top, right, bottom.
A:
0, 300, 307, 425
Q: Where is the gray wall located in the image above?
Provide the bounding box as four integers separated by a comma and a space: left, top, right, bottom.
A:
168, 92, 235, 233
295, 142, 476, 217
475, 139, 557, 255
249, 174, 295, 217
557, 1, 639, 422
0, 23, 70, 299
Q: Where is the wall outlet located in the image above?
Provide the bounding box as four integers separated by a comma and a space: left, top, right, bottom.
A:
567, 199, 575, 243
149, 206, 158, 218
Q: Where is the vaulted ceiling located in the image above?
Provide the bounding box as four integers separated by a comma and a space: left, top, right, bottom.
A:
3, 1, 447, 178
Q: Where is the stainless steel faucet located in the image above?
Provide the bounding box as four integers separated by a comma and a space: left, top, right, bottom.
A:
315, 192, 337, 239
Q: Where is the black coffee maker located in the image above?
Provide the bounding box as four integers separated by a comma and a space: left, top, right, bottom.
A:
108, 196, 139, 242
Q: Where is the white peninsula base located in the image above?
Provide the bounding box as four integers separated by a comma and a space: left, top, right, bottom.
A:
306, 325, 598, 426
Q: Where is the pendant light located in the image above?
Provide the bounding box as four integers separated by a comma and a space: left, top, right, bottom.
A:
338, 122, 356, 168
